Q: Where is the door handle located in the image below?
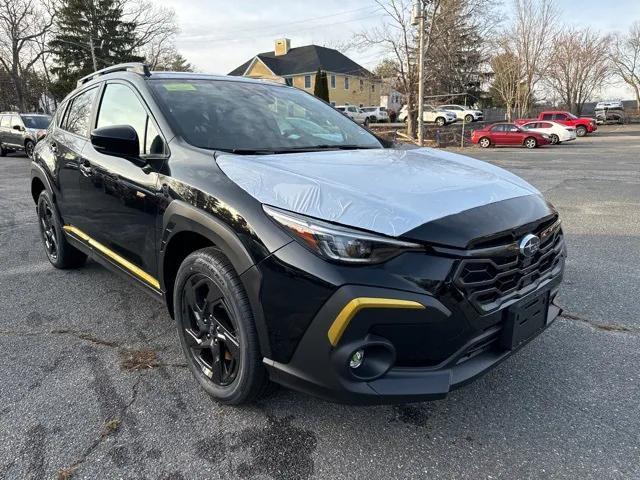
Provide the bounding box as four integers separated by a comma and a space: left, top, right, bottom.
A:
79, 161, 92, 177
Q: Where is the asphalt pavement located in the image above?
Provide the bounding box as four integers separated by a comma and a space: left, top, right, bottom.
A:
0, 124, 639, 479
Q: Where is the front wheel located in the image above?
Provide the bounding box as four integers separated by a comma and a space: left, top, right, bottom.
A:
479, 137, 491, 148
174, 248, 269, 405
524, 137, 537, 149
576, 125, 587, 137
364, 118, 370, 127
550, 134, 559, 145
435, 117, 446, 127
25, 140, 35, 159
464, 114, 474, 123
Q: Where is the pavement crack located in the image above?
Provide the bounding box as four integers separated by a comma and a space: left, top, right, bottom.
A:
560, 311, 638, 335
56, 375, 143, 480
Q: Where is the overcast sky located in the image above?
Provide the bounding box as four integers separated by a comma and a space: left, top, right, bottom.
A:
160, 0, 640, 99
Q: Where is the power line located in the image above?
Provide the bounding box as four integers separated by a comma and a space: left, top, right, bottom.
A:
179, 6, 382, 43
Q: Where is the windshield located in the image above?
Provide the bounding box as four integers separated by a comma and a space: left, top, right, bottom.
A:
21, 115, 51, 129
149, 79, 382, 152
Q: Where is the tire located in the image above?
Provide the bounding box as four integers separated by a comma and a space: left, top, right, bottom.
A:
435, 117, 446, 127
174, 247, 269, 405
524, 137, 537, 149
464, 114, 474, 123
364, 117, 370, 127
479, 137, 491, 148
0, 143, 5, 157
37, 190, 87, 269
370, 116, 377, 123
25, 140, 35, 159
576, 125, 587, 137
550, 134, 559, 145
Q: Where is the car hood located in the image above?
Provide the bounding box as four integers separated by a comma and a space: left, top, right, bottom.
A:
216, 147, 541, 237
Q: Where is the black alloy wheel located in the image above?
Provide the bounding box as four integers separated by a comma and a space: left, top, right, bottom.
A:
36, 190, 87, 269
38, 195, 59, 262
174, 248, 269, 404
181, 273, 241, 387
25, 140, 35, 158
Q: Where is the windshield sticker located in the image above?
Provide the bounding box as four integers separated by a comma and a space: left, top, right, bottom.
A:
163, 83, 197, 92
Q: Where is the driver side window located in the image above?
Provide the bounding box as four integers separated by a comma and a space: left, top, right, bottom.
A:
97, 83, 165, 156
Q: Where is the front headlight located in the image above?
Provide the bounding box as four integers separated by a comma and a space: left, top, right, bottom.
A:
264, 205, 423, 264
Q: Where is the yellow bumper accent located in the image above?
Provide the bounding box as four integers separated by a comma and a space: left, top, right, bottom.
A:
63, 225, 160, 290
327, 298, 425, 347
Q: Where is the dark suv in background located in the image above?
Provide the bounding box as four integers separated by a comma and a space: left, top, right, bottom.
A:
0, 112, 51, 158
30, 63, 565, 405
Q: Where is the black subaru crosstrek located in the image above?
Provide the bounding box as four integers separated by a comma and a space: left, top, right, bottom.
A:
31, 63, 565, 405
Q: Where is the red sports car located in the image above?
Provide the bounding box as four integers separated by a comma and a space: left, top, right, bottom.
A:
471, 123, 551, 149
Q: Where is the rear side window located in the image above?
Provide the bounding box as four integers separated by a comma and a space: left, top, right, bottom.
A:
491, 124, 505, 132
63, 87, 98, 137
0, 115, 9, 128
11, 115, 21, 128
539, 122, 553, 128
97, 83, 164, 156
541, 113, 553, 120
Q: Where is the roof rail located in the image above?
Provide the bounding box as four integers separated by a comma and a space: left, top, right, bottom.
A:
0, 111, 19, 114
76, 62, 151, 88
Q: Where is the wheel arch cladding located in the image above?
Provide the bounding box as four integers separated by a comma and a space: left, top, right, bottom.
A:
160, 200, 273, 358
31, 176, 46, 204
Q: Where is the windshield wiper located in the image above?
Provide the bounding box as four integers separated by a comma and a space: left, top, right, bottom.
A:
287, 144, 380, 151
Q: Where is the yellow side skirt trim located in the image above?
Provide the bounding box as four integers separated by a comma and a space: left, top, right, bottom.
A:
63, 225, 161, 290
328, 298, 425, 347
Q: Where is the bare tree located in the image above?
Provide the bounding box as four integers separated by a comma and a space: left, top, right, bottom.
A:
546, 28, 610, 114
610, 21, 640, 112
508, 0, 558, 117
0, 0, 55, 110
489, 41, 521, 120
122, 0, 178, 64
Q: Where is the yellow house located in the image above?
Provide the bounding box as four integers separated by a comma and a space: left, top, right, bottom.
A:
229, 39, 383, 107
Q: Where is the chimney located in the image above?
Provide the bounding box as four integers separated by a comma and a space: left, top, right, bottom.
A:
274, 38, 291, 56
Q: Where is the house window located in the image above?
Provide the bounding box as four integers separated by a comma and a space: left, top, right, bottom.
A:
330, 75, 336, 89
344, 76, 350, 90
360, 79, 364, 90
304, 75, 311, 89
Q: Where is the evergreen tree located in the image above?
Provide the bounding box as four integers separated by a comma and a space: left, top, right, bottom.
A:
50, 0, 143, 99
313, 68, 330, 103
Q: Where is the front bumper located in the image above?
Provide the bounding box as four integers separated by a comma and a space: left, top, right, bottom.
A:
264, 276, 563, 404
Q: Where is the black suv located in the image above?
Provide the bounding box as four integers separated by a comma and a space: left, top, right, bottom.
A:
0, 111, 51, 158
31, 63, 566, 405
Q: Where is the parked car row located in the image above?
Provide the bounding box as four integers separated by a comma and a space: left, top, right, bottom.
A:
471, 109, 596, 149
0, 111, 51, 158
398, 104, 484, 126
335, 105, 390, 125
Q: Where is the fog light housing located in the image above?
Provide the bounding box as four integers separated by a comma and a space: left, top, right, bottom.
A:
349, 349, 364, 369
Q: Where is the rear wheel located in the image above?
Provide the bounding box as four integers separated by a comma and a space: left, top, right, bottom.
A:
435, 117, 446, 127
174, 248, 269, 405
464, 114, 474, 123
576, 125, 587, 137
479, 137, 491, 148
25, 140, 35, 159
524, 137, 537, 149
37, 190, 87, 269
0, 143, 6, 157
550, 134, 559, 145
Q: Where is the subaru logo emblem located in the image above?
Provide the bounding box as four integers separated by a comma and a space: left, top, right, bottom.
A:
519, 234, 540, 257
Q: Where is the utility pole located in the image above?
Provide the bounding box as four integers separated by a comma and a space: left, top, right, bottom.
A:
413, 1, 425, 146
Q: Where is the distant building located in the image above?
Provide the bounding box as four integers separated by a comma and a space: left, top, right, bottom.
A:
229, 39, 382, 107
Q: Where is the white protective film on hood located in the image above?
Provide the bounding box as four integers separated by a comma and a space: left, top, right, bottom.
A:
216, 147, 541, 237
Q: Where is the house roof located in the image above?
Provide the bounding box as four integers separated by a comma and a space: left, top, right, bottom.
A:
229, 45, 374, 77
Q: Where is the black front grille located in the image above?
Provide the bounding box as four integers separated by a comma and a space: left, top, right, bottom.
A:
454, 221, 565, 313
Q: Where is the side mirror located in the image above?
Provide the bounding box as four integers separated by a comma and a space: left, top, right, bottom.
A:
91, 125, 139, 159
12, 125, 23, 131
